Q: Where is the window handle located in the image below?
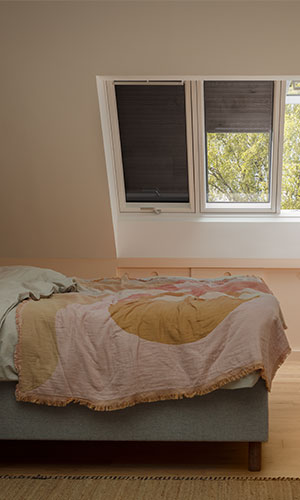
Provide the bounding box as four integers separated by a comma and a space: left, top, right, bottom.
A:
140, 207, 162, 215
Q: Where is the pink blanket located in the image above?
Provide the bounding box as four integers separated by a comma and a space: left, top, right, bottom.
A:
15, 275, 291, 411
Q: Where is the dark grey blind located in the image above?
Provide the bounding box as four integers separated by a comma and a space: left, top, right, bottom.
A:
115, 84, 189, 203
204, 81, 274, 133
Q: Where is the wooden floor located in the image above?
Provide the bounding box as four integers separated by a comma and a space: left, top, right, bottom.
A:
0, 357, 299, 478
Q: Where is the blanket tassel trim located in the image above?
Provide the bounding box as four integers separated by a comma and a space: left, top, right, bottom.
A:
14, 349, 291, 412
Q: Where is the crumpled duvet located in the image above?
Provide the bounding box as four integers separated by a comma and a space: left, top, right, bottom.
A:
0, 266, 76, 328
0, 266, 76, 380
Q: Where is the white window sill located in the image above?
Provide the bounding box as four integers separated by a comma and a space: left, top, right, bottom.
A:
119, 210, 300, 223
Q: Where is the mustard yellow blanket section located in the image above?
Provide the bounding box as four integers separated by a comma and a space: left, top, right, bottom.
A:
109, 294, 250, 344
15, 275, 291, 411
15, 294, 100, 392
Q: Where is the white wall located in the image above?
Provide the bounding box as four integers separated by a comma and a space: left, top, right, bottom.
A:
117, 216, 300, 258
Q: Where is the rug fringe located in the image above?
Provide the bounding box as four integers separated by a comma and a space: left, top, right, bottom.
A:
0, 474, 299, 481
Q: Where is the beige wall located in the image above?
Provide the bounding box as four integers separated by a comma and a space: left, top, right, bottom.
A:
0, 257, 118, 279
1, 1, 300, 263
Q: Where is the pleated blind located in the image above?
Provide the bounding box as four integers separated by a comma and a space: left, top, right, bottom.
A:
204, 81, 274, 133
115, 84, 189, 203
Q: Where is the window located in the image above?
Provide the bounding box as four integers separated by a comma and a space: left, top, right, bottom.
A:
100, 78, 293, 215
115, 83, 190, 204
204, 81, 273, 205
106, 81, 194, 213
281, 81, 300, 210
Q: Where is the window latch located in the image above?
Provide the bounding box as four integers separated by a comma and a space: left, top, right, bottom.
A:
140, 207, 162, 215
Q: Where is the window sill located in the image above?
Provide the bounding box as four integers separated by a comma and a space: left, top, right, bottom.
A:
118, 210, 300, 223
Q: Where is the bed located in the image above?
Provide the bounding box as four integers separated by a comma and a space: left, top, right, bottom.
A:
0, 266, 291, 471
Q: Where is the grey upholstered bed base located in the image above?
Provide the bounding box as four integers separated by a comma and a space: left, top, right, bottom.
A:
0, 379, 268, 470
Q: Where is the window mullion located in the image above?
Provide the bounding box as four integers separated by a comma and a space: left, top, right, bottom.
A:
106, 81, 128, 212
190, 81, 200, 213
270, 81, 284, 214
275, 81, 287, 213
184, 81, 196, 213
196, 81, 207, 213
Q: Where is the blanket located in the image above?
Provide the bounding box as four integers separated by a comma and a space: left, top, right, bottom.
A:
15, 275, 291, 411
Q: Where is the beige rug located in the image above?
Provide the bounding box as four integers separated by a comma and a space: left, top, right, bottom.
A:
1, 475, 300, 500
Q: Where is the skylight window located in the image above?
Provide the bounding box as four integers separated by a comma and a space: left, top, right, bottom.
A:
98, 78, 296, 215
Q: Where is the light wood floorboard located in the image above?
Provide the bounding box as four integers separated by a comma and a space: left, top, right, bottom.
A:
0, 359, 299, 477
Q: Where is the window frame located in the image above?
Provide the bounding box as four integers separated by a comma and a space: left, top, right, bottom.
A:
106, 80, 196, 214
99, 77, 288, 216
197, 80, 286, 214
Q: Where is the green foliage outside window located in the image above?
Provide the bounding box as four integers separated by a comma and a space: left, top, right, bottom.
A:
206, 105, 300, 209
206, 133, 270, 203
281, 104, 300, 209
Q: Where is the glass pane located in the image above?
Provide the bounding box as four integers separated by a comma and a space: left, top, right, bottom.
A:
286, 80, 300, 96
281, 82, 300, 210
206, 132, 271, 203
115, 84, 189, 203
204, 81, 273, 204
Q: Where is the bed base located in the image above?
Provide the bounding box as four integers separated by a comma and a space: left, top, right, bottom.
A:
0, 380, 268, 471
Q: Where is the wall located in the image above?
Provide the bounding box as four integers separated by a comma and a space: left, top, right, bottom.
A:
0, 257, 117, 280
1, 1, 300, 266
117, 217, 300, 259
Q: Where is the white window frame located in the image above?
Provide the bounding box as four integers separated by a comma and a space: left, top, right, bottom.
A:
97, 77, 288, 216
197, 80, 286, 214
106, 79, 195, 214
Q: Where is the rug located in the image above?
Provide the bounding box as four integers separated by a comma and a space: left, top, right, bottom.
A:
0, 475, 300, 500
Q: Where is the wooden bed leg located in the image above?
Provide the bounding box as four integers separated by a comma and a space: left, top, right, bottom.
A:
248, 442, 261, 471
